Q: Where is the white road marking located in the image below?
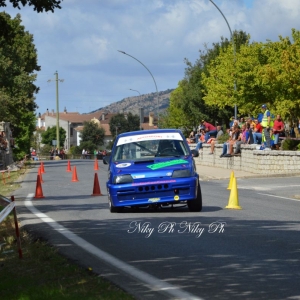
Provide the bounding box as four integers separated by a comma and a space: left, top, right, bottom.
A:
24, 193, 203, 300
257, 193, 300, 202
239, 184, 300, 192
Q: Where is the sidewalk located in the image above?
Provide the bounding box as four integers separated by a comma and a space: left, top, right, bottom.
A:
195, 163, 257, 181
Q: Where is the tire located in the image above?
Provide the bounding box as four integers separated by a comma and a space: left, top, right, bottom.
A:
188, 182, 202, 212
109, 197, 120, 213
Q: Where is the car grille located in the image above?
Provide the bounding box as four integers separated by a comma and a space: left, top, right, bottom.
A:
116, 184, 191, 201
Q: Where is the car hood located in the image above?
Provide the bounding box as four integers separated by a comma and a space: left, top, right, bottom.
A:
111, 157, 193, 178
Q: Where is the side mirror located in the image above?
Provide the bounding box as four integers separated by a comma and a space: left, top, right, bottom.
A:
191, 149, 199, 157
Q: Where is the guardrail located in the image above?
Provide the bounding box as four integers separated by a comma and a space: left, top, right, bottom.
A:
0, 195, 22, 258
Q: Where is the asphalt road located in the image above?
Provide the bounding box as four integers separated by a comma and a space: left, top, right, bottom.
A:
13, 160, 300, 300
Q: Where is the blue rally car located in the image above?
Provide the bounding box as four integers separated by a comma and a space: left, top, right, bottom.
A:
104, 129, 202, 212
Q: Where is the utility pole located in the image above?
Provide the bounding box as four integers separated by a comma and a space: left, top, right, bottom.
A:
48, 71, 64, 150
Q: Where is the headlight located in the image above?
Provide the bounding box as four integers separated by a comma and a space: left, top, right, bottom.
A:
172, 169, 191, 178
113, 174, 133, 184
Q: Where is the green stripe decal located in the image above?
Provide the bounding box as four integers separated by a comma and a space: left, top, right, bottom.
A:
147, 159, 188, 170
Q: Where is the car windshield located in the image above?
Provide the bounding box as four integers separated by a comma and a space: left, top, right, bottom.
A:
112, 133, 190, 162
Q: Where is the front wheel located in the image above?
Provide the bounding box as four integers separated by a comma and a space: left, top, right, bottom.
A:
188, 182, 202, 212
109, 197, 121, 213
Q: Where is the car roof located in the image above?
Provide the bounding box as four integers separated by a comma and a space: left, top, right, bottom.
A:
117, 129, 183, 138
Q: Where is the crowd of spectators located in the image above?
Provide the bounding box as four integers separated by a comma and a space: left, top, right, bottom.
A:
187, 105, 290, 157
49, 147, 66, 160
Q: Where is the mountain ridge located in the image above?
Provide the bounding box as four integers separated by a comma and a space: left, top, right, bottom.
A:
89, 89, 174, 116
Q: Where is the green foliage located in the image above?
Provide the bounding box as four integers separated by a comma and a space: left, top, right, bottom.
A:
109, 112, 140, 139
217, 133, 230, 144
0, 0, 62, 12
80, 121, 105, 147
163, 31, 249, 130
0, 215, 133, 300
39, 144, 52, 156
69, 145, 81, 155
41, 126, 66, 147
282, 138, 300, 150
0, 12, 40, 159
202, 29, 300, 121
30, 127, 43, 152
79, 141, 96, 153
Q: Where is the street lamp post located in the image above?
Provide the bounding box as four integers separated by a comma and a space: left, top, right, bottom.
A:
209, 0, 237, 120
129, 88, 141, 96
118, 50, 159, 126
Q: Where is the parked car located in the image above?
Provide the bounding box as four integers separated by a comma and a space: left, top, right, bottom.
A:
104, 129, 202, 212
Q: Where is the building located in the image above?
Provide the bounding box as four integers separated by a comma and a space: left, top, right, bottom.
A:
36, 108, 157, 151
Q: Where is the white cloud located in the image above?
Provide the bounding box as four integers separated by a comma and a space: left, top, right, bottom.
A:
1, 0, 300, 114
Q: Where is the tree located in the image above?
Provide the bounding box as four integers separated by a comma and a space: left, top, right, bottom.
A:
0, 0, 63, 12
0, 12, 40, 159
163, 31, 249, 131
159, 82, 187, 130
109, 113, 140, 139
41, 126, 66, 147
258, 29, 300, 120
80, 121, 105, 147
202, 29, 300, 121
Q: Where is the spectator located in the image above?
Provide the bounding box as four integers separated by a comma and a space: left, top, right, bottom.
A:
248, 122, 254, 144
60, 148, 65, 159
239, 117, 245, 128
186, 131, 196, 144
31, 149, 36, 160
253, 119, 263, 144
94, 149, 98, 159
261, 104, 274, 149
194, 129, 206, 152
220, 125, 241, 157
82, 148, 86, 159
49, 147, 54, 160
195, 130, 200, 143
273, 114, 285, 150
208, 126, 224, 154
201, 120, 217, 142
229, 117, 235, 128
234, 124, 248, 155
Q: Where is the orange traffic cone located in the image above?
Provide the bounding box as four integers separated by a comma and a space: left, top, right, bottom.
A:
94, 158, 99, 171
91, 173, 103, 196
71, 166, 79, 182
66, 160, 72, 172
38, 167, 44, 183
34, 174, 45, 198
40, 161, 45, 173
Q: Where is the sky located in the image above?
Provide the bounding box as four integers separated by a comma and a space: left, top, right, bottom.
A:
2, 0, 300, 115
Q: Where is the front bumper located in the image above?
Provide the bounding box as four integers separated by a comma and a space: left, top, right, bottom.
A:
107, 176, 198, 207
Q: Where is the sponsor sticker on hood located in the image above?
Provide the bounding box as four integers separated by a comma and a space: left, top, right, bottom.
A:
116, 163, 131, 168
147, 159, 189, 170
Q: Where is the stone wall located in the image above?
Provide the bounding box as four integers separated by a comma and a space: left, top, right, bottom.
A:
190, 143, 300, 175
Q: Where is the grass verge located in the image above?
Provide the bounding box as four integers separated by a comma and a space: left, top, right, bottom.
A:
0, 165, 134, 300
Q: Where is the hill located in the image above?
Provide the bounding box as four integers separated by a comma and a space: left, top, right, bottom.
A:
89, 89, 174, 116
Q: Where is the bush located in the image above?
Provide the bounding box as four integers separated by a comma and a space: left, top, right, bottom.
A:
217, 133, 229, 144
69, 145, 81, 155
282, 138, 300, 150
40, 144, 52, 156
